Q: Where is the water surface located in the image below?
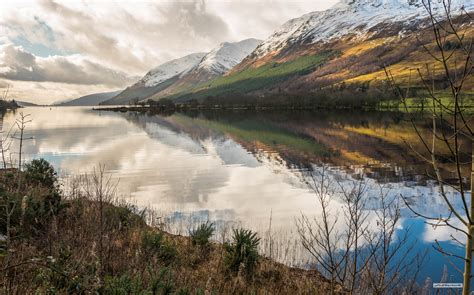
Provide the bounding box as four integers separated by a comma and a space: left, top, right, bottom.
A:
1, 107, 469, 286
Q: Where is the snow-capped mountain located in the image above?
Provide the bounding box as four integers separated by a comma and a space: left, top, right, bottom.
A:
103, 39, 261, 105
147, 38, 262, 99
103, 0, 473, 105
253, 0, 472, 58
102, 53, 206, 105
194, 0, 473, 99
140, 52, 206, 87
195, 39, 262, 75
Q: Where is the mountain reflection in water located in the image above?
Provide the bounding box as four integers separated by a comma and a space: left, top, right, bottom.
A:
1, 107, 470, 284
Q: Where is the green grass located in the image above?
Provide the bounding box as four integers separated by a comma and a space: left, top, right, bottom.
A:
378, 90, 474, 113
170, 52, 334, 101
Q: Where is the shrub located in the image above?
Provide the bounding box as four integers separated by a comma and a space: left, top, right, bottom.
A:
24, 158, 58, 191
104, 203, 145, 230
1, 159, 65, 238
189, 221, 214, 247
104, 268, 177, 294
224, 228, 260, 277
103, 274, 142, 295
176, 287, 190, 295
148, 267, 175, 294
141, 231, 177, 263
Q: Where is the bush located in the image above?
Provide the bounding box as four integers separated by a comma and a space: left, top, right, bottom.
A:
190, 222, 214, 247
0, 159, 65, 238
224, 228, 260, 277
141, 231, 177, 263
148, 267, 175, 294
23, 159, 65, 236
104, 203, 145, 231
24, 158, 58, 191
103, 274, 143, 295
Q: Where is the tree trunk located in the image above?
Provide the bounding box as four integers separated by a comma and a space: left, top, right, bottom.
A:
464, 143, 474, 295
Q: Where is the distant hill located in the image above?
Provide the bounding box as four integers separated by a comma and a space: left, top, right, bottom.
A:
57, 90, 123, 106
16, 100, 41, 107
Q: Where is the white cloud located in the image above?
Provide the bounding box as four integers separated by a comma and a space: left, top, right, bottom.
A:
0, 44, 138, 86
0, 0, 338, 103
4, 80, 123, 105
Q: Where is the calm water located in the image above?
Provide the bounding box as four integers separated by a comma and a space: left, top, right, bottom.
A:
0, 107, 470, 286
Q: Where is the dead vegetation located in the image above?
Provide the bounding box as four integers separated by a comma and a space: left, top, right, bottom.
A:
0, 163, 341, 294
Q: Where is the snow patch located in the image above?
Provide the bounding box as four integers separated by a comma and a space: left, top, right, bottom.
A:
195, 38, 262, 74
141, 53, 206, 87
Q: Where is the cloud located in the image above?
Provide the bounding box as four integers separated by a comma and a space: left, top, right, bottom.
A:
0, 0, 338, 103
4, 80, 124, 105
0, 44, 138, 86
3, 0, 337, 75
33, 0, 231, 74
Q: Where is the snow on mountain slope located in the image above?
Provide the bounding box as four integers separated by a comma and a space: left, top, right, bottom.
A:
140, 52, 206, 87
254, 0, 473, 58
146, 39, 262, 100
196, 39, 262, 74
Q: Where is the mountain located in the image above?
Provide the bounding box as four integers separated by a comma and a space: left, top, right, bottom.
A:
101, 0, 472, 105
195, 38, 262, 75
101, 53, 206, 105
251, 0, 432, 60
162, 0, 473, 102
148, 38, 262, 100
140, 52, 207, 87
57, 90, 123, 106
103, 39, 262, 105
16, 100, 41, 107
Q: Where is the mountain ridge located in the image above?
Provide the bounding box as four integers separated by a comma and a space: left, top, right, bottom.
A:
103, 39, 261, 105
104, 0, 473, 105
164, 0, 473, 102
57, 90, 123, 106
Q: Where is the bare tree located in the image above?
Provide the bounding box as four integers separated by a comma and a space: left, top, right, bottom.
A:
384, 1, 473, 294
1, 85, 10, 104
0, 120, 17, 169
12, 112, 32, 170
0, 86, 18, 170
297, 166, 424, 294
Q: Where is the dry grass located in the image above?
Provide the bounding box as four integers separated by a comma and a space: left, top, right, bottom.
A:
0, 169, 341, 294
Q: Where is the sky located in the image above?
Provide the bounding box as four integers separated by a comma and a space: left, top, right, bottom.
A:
0, 0, 338, 104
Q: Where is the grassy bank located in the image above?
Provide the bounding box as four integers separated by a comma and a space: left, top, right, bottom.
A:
377, 90, 474, 112
0, 160, 339, 294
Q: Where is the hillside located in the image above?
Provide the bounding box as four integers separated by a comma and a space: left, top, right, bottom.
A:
102, 53, 206, 105
161, 0, 473, 103
99, 0, 473, 106
57, 90, 123, 106
148, 39, 262, 100
103, 39, 261, 105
